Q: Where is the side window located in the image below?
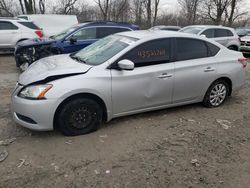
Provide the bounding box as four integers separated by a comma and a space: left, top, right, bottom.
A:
227, 30, 234, 36
201, 29, 214, 38
70, 28, 96, 40
215, 29, 228, 37
121, 39, 171, 67
176, 38, 208, 61
97, 27, 130, 38
0, 21, 18, 30
207, 42, 220, 56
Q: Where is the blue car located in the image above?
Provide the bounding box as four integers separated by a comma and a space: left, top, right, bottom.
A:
15, 21, 139, 70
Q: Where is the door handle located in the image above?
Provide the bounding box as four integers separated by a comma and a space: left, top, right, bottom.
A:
158, 73, 173, 79
204, 67, 215, 72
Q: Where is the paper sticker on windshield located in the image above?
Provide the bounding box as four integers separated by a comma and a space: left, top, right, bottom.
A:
120, 38, 135, 45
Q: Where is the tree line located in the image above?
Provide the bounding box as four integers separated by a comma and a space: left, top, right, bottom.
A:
0, 0, 249, 28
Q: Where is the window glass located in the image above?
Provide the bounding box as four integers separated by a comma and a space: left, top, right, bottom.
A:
72, 35, 137, 65
215, 29, 228, 37
122, 39, 171, 67
176, 38, 208, 61
51, 26, 77, 40
97, 27, 130, 38
18, 21, 39, 29
201, 29, 214, 38
0, 21, 18, 30
227, 30, 234, 36
179, 27, 203, 34
71, 27, 96, 40
207, 42, 220, 56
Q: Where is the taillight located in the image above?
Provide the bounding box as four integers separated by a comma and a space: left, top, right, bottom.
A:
35, 30, 43, 38
238, 57, 248, 68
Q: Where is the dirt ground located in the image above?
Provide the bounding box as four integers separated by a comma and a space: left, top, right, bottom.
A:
0, 55, 250, 188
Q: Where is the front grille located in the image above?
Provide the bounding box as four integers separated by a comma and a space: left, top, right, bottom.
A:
241, 41, 250, 46
16, 113, 37, 124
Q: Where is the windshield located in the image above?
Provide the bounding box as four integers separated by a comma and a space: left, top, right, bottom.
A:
71, 35, 138, 65
51, 26, 78, 40
180, 27, 203, 34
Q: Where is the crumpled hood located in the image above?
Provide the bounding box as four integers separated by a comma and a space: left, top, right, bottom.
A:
241, 35, 250, 42
17, 37, 56, 47
19, 54, 92, 85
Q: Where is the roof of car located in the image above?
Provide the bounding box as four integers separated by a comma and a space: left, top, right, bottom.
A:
77, 21, 138, 28
117, 30, 203, 40
184, 25, 233, 30
0, 17, 33, 22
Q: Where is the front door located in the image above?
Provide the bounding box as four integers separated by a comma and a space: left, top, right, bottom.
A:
111, 38, 174, 116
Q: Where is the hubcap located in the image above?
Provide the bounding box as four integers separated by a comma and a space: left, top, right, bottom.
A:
69, 105, 96, 129
209, 84, 227, 106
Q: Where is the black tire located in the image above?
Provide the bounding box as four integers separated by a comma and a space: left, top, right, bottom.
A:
56, 98, 103, 136
203, 80, 229, 108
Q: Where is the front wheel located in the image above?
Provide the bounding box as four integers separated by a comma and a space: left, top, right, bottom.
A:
203, 80, 229, 107
56, 98, 103, 136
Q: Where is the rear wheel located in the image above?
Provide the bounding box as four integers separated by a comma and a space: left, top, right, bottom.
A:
56, 98, 103, 136
203, 80, 229, 107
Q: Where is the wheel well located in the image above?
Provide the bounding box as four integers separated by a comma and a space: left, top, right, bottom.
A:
16, 38, 28, 44
216, 77, 232, 96
53, 93, 108, 129
228, 45, 239, 51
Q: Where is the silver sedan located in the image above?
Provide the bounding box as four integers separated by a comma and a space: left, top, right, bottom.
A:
11, 30, 247, 136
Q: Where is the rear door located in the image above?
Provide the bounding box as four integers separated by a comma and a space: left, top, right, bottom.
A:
213, 29, 230, 46
62, 27, 98, 53
111, 38, 174, 116
173, 38, 218, 103
0, 21, 19, 49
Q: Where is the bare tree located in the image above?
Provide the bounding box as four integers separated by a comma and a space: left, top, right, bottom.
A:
39, 0, 45, 14
204, 0, 231, 25
153, 0, 160, 25
0, 0, 14, 16
178, 0, 200, 24
96, 0, 110, 21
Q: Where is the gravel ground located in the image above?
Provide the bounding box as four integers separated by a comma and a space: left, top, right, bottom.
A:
0, 55, 250, 188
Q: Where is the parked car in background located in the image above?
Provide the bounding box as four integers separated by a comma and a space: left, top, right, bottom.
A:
14, 21, 139, 71
0, 17, 43, 53
239, 31, 250, 55
11, 30, 247, 136
17, 14, 78, 37
150, 25, 181, 31
179, 25, 240, 51
235, 27, 250, 37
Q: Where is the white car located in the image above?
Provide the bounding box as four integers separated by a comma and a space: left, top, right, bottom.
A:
0, 17, 43, 52
179, 25, 241, 51
17, 14, 78, 37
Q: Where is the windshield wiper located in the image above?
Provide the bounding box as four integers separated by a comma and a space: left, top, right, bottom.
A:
70, 54, 86, 64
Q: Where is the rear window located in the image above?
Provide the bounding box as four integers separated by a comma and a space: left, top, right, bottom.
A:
0, 21, 18, 30
18, 22, 40, 29
176, 38, 208, 61
215, 29, 228, 37
207, 42, 220, 56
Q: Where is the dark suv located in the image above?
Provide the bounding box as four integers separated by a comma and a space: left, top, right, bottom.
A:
14, 21, 139, 70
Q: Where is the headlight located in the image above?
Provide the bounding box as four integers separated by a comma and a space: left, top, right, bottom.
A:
18, 84, 53, 99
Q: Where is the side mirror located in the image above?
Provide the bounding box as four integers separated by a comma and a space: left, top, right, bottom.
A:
117, 59, 134, 71
200, 34, 207, 38
70, 37, 77, 44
